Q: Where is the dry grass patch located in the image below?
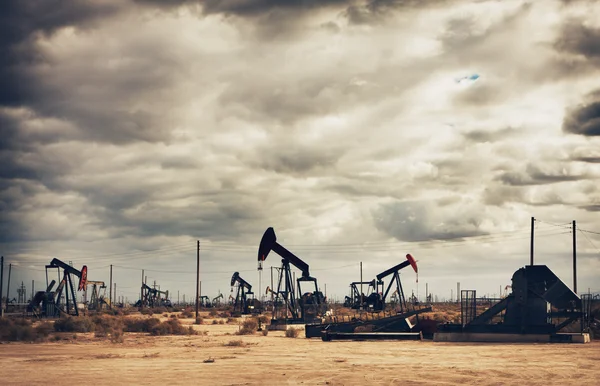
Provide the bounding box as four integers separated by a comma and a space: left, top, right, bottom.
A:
224, 339, 245, 347
285, 327, 302, 338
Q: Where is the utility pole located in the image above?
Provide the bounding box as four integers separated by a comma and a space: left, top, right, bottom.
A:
178, 290, 180, 305
0, 256, 4, 317
360, 262, 363, 310
5, 263, 12, 311
140, 269, 144, 308
573, 220, 577, 293
530, 216, 535, 265
195, 240, 200, 323
270, 267, 274, 301
114, 283, 117, 306
32, 280, 35, 302
109, 264, 113, 308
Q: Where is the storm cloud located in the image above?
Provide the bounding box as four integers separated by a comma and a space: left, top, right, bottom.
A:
1, 0, 599, 300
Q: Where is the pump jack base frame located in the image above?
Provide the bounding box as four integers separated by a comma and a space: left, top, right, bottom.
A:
434, 331, 591, 343
322, 331, 423, 342
305, 307, 431, 338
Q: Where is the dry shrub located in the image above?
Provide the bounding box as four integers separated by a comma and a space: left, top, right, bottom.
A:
285, 327, 301, 338
226, 317, 237, 324
181, 309, 194, 318
54, 316, 95, 333
219, 320, 225, 325
170, 314, 177, 319
35, 322, 54, 338
150, 318, 197, 336
151, 307, 168, 314
195, 317, 204, 325
236, 318, 258, 335
124, 317, 161, 333
262, 329, 269, 336
0, 318, 36, 341
140, 308, 153, 316
212, 319, 219, 325
224, 339, 244, 347
209, 310, 218, 317
258, 315, 270, 324
93, 315, 124, 343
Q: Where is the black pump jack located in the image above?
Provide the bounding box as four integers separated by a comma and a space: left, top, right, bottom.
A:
258, 227, 325, 324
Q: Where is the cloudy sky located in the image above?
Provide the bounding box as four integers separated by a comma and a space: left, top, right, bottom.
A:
1, 0, 600, 305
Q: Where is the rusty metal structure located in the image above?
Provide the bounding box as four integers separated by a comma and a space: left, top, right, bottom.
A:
258, 227, 325, 325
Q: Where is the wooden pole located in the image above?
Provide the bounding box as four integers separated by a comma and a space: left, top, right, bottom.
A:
573, 220, 577, 293
195, 240, 200, 322
0, 256, 3, 317
109, 264, 113, 308
5, 263, 12, 311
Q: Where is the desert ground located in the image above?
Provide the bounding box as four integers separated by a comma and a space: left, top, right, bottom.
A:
0, 313, 598, 386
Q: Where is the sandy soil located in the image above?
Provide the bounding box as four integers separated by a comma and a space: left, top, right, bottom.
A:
0, 317, 598, 386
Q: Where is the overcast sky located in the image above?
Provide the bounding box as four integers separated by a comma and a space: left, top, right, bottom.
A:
1, 0, 599, 304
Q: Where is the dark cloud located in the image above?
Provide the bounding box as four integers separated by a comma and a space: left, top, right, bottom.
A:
563, 94, 600, 136
498, 163, 588, 186
0, 0, 122, 106
580, 204, 600, 212
463, 127, 520, 143
201, 0, 349, 16
572, 156, 600, 163
554, 22, 600, 59
345, 0, 450, 25
373, 200, 487, 242
252, 145, 344, 174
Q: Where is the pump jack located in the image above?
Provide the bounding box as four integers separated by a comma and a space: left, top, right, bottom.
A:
137, 283, 171, 308
231, 271, 259, 315
344, 280, 384, 311
258, 227, 325, 324
87, 281, 109, 311
376, 254, 418, 313
306, 254, 431, 339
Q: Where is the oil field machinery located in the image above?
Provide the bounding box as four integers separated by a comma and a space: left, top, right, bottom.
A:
86, 280, 109, 311
230, 271, 260, 315
435, 264, 591, 342
306, 254, 430, 339
376, 253, 418, 314
343, 279, 384, 311
258, 227, 326, 325
137, 283, 171, 308
27, 258, 87, 317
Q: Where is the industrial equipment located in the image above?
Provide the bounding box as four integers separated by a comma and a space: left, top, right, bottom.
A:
212, 293, 224, 307
86, 280, 108, 311
306, 254, 430, 339
343, 279, 384, 311
258, 227, 325, 325
376, 254, 418, 314
231, 272, 261, 315
138, 283, 171, 308
435, 265, 590, 343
